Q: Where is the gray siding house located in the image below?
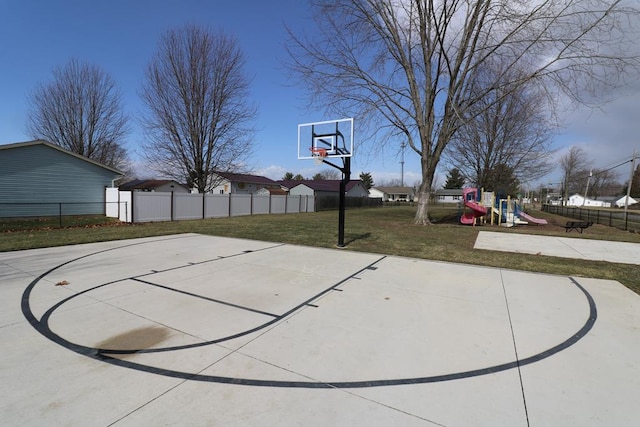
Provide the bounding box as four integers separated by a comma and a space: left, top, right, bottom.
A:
0, 140, 122, 217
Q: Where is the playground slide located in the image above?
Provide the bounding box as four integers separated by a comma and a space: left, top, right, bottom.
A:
518, 211, 548, 225
460, 200, 487, 225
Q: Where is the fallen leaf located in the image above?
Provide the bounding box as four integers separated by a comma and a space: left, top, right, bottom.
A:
55, 280, 69, 286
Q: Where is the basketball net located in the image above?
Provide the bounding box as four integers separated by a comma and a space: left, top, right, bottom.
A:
310, 147, 328, 165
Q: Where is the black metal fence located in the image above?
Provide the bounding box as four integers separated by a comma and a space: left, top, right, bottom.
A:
542, 204, 640, 233
0, 202, 117, 230
316, 196, 383, 211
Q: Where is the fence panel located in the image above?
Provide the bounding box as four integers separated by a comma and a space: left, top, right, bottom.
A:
252, 196, 270, 214
204, 194, 229, 218
230, 194, 252, 216
174, 193, 203, 220
286, 196, 300, 213
105, 190, 132, 222
271, 195, 287, 214
134, 192, 171, 222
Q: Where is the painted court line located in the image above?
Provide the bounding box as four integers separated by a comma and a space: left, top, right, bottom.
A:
3, 234, 640, 426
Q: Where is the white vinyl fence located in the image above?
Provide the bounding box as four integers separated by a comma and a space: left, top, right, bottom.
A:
105, 188, 314, 223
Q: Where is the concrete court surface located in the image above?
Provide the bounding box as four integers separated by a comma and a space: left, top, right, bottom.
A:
1, 233, 640, 426
475, 230, 640, 265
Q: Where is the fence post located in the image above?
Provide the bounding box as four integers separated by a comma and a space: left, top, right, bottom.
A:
171, 191, 174, 221
59, 203, 62, 228
625, 211, 628, 231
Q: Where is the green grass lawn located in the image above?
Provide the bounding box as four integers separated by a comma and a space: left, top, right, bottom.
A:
2, 206, 639, 294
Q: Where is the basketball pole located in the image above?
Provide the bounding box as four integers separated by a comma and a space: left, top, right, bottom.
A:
337, 157, 351, 247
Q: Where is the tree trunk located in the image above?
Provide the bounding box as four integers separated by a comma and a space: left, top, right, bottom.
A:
414, 156, 435, 225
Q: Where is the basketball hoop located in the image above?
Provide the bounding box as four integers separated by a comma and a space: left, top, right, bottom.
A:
310, 147, 328, 165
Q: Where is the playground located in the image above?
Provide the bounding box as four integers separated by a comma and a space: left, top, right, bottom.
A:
2, 233, 640, 426
460, 188, 548, 227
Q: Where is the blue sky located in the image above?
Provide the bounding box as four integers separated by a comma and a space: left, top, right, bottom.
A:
1, 0, 638, 189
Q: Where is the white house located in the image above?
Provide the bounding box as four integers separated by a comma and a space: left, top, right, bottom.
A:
434, 189, 464, 204
615, 195, 638, 208
369, 186, 415, 202
210, 172, 282, 195
567, 193, 611, 207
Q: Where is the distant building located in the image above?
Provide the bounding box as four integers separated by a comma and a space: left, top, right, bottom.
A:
434, 189, 464, 204
281, 180, 369, 198
119, 179, 189, 193
615, 195, 638, 208
210, 172, 281, 195
567, 193, 611, 207
369, 186, 415, 202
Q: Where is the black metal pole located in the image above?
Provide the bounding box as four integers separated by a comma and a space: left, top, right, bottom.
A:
337, 157, 351, 247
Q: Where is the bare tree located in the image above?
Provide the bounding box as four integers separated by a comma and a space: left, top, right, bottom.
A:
445, 63, 554, 188
589, 168, 619, 198
26, 58, 129, 169
312, 169, 342, 180
287, 0, 640, 224
141, 25, 256, 192
560, 146, 591, 203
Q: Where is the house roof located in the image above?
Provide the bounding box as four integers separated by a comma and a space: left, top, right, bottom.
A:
0, 140, 123, 175
214, 171, 276, 185
371, 186, 414, 194
120, 179, 187, 191
435, 188, 464, 196
279, 180, 363, 192
616, 195, 638, 203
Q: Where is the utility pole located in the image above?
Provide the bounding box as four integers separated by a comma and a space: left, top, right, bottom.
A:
625, 150, 637, 214
583, 170, 592, 206
400, 141, 406, 187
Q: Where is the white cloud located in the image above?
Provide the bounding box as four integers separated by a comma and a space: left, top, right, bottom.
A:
553, 87, 640, 182
255, 164, 288, 180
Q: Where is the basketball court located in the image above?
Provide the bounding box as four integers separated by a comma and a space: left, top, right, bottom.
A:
2, 233, 640, 426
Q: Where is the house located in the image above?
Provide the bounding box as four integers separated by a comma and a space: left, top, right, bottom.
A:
119, 179, 189, 193
567, 193, 611, 207
210, 171, 281, 195
615, 195, 638, 208
0, 140, 122, 217
369, 186, 415, 202
280, 180, 369, 198
434, 188, 464, 204
255, 187, 288, 196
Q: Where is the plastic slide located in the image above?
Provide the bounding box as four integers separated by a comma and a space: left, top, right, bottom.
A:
513, 203, 548, 225
518, 211, 548, 225
460, 200, 487, 224
460, 188, 488, 225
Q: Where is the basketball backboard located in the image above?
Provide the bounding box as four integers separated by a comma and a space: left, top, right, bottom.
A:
297, 118, 354, 160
